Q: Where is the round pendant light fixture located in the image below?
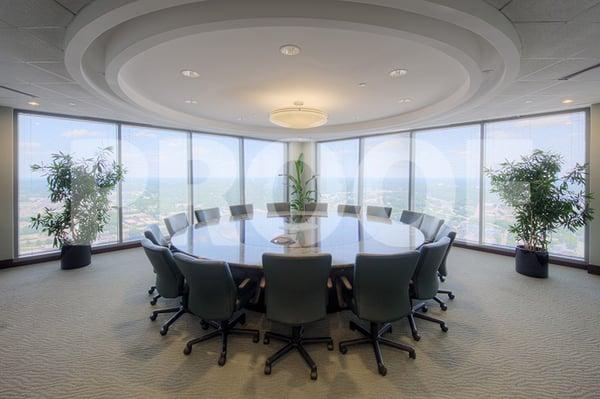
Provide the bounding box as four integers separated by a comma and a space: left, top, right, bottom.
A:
269, 101, 328, 129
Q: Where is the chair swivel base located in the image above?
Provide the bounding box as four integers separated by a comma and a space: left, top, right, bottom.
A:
339, 321, 415, 376
183, 312, 259, 366
150, 305, 187, 335
409, 302, 448, 341
263, 326, 333, 380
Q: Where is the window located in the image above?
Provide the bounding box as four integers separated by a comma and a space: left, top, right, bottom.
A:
483, 112, 586, 258
17, 114, 118, 256
243, 139, 286, 211
317, 139, 360, 207
414, 125, 481, 242
121, 125, 189, 240
363, 133, 411, 216
192, 133, 240, 214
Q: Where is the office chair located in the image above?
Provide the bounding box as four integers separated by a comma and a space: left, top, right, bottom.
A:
338, 204, 361, 215
400, 210, 423, 227
229, 204, 253, 216
195, 207, 221, 223
266, 202, 290, 213
366, 205, 392, 218
419, 214, 444, 243
304, 202, 328, 212
434, 224, 457, 309
164, 212, 189, 236
144, 224, 169, 296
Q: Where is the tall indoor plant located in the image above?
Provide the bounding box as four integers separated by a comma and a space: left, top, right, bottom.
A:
30, 147, 125, 269
486, 149, 593, 277
281, 152, 317, 212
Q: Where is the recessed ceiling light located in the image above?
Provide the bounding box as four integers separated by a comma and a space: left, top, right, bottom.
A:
482, 69, 495, 74
398, 98, 412, 103
280, 44, 301, 56
525, 100, 533, 104
68, 102, 76, 106
184, 99, 197, 104
180, 69, 200, 78
27, 100, 40, 106
389, 68, 408, 78
358, 82, 367, 87
561, 99, 574, 104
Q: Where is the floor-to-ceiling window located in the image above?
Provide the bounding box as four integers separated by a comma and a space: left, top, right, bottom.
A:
317, 139, 360, 208
243, 139, 286, 211
192, 133, 240, 214
363, 133, 411, 216
121, 125, 189, 240
17, 113, 118, 255
483, 111, 587, 258
414, 125, 480, 242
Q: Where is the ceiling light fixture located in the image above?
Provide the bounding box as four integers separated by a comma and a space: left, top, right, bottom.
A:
398, 98, 412, 103
27, 100, 40, 106
270, 101, 327, 129
181, 69, 200, 78
280, 44, 301, 56
525, 100, 533, 104
389, 68, 408, 78
561, 99, 574, 104
68, 102, 76, 106
358, 82, 367, 87
184, 99, 197, 104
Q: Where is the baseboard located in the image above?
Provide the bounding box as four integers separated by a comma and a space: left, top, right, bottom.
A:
588, 264, 600, 275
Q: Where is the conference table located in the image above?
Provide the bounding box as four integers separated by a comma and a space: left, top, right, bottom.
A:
170, 211, 425, 269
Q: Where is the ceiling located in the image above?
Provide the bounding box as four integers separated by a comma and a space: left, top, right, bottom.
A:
1, 0, 599, 140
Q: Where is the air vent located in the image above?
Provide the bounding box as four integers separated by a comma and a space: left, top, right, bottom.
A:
0, 85, 37, 98
559, 62, 600, 81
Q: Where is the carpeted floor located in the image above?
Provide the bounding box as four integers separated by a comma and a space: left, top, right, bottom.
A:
0, 247, 598, 399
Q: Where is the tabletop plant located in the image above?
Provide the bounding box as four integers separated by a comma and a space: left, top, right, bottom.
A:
30, 147, 124, 268
281, 152, 317, 212
486, 149, 593, 277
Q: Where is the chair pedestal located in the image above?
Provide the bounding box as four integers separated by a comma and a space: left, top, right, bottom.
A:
183, 312, 259, 366
263, 326, 333, 380
339, 321, 415, 376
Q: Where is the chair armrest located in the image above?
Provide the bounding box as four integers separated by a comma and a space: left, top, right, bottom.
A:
327, 277, 333, 289
259, 277, 266, 289
340, 275, 353, 291
238, 278, 252, 290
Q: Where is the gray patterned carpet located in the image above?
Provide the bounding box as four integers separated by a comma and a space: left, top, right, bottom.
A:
0, 247, 598, 399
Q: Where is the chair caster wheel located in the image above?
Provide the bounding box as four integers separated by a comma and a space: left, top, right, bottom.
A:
387, 326, 393, 334
441, 324, 449, 332
349, 323, 356, 331
378, 364, 387, 376
448, 293, 455, 300
183, 345, 192, 355
310, 369, 318, 380
148, 288, 155, 295
412, 334, 421, 341
264, 364, 272, 375
240, 314, 246, 325
149, 313, 157, 321
409, 350, 416, 359
440, 304, 448, 311
150, 300, 157, 306
339, 345, 348, 354
218, 353, 227, 366
263, 337, 270, 345
252, 334, 260, 343
327, 341, 334, 351
160, 327, 168, 336
421, 306, 428, 313
201, 321, 210, 330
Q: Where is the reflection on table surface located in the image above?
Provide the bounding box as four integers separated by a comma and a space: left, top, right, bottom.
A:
171, 212, 425, 269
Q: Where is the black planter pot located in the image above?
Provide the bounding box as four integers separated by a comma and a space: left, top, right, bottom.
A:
60, 244, 92, 270
515, 245, 549, 278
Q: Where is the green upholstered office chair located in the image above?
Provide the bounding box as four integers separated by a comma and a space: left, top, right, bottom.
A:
366, 205, 392, 218
144, 224, 170, 296
173, 253, 259, 366
229, 204, 253, 217
433, 224, 457, 309
338, 252, 419, 376
409, 237, 451, 341
304, 202, 328, 213
261, 253, 333, 380
400, 210, 423, 227
163, 212, 189, 236
419, 214, 444, 243
141, 238, 187, 336
338, 204, 361, 215
195, 207, 221, 223
266, 202, 290, 213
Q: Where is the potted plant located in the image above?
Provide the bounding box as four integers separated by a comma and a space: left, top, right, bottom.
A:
486, 149, 593, 278
281, 152, 317, 215
30, 147, 125, 270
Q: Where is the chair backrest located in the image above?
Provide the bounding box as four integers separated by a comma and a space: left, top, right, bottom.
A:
338, 204, 361, 215
266, 202, 290, 213
262, 253, 332, 325
304, 202, 327, 212
163, 212, 189, 236
412, 237, 451, 300
400, 210, 423, 227
229, 204, 253, 216
195, 207, 221, 223
141, 238, 184, 298
173, 252, 238, 321
435, 224, 456, 277
366, 205, 392, 218
354, 251, 419, 323
419, 214, 444, 242
144, 223, 169, 247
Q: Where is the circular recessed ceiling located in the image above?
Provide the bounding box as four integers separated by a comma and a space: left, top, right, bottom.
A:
65, 0, 520, 140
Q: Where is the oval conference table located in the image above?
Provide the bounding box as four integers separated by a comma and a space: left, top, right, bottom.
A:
171, 211, 425, 311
